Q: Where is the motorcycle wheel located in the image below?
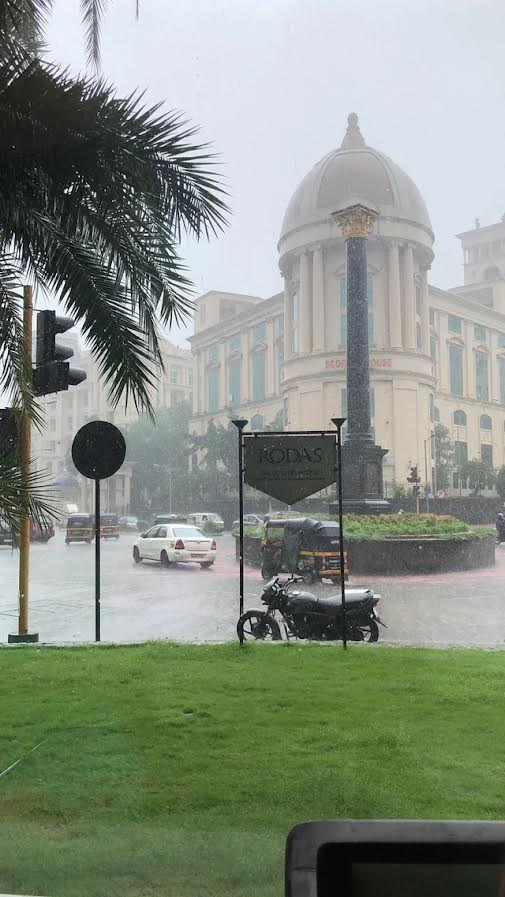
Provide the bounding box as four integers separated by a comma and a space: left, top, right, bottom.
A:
237, 611, 282, 642
355, 619, 379, 643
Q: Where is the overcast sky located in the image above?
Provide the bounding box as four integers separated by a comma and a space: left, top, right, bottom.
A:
48, 0, 505, 346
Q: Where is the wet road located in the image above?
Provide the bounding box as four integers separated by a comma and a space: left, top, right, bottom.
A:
0, 531, 504, 647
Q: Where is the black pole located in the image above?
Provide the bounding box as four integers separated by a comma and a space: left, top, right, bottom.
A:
95, 478, 101, 643
231, 419, 248, 645
336, 426, 347, 649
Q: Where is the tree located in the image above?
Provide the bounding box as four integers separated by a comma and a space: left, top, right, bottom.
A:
496, 466, 505, 500
126, 401, 192, 512
460, 459, 495, 496
0, 3, 227, 529
434, 423, 454, 491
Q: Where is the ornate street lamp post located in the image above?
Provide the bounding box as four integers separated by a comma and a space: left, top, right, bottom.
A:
332, 202, 390, 514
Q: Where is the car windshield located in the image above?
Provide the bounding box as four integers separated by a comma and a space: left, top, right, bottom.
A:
173, 527, 206, 539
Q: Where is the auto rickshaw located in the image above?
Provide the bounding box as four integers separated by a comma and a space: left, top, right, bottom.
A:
65, 513, 94, 544
260, 517, 349, 585
100, 513, 120, 539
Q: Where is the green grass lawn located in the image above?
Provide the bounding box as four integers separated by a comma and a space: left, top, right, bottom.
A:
0, 642, 504, 896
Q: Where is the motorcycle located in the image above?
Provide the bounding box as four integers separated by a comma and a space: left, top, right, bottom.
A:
237, 576, 386, 643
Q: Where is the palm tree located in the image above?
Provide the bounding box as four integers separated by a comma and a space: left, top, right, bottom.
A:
0, 1, 228, 529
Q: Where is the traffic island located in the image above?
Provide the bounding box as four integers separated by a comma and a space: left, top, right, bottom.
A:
233, 514, 496, 576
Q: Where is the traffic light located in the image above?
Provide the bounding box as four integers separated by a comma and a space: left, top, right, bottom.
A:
32, 310, 86, 397
406, 465, 420, 484
0, 408, 18, 458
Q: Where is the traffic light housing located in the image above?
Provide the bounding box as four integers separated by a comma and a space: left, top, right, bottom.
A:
406, 465, 421, 484
32, 310, 86, 397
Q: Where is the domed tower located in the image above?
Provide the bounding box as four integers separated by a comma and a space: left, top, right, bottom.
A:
278, 113, 435, 485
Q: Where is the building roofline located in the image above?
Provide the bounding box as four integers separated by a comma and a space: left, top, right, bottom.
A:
188, 291, 283, 344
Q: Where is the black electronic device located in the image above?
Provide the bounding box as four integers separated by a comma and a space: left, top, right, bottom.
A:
285, 819, 505, 897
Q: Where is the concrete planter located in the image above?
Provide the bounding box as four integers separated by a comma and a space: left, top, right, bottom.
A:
234, 534, 495, 576
347, 535, 495, 576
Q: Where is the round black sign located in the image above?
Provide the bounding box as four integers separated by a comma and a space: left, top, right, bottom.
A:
72, 421, 126, 480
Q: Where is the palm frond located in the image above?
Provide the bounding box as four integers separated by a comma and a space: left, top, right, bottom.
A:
80, 0, 107, 70
0, 450, 58, 540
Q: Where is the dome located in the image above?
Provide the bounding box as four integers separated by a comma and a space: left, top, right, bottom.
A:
280, 113, 432, 242
52, 471, 79, 489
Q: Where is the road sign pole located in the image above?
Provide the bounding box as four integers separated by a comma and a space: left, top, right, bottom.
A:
232, 419, 248, 645
332, 418, 347, 650
95, 478, 101, 643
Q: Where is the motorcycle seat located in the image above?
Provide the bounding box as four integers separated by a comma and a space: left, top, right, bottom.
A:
317, 589, 373, 610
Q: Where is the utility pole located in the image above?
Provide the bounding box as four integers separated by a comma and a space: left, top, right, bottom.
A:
10, 286, 38, 644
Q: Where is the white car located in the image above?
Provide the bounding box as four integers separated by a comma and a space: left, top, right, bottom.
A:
133, 523, 217, 569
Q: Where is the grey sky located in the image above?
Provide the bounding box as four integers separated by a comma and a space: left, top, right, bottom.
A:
48, 0, 505, 346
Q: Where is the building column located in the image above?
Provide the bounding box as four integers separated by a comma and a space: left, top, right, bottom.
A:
266, 320, 275, 396
283, 273, 292, 361
219, 342, 226, 408
465, 322, 475, 398
401, 244, 416, 350
388, 242, 402, 349
312, 246, 325, 352
420, 269, 430, 354
299, 250, 312, 354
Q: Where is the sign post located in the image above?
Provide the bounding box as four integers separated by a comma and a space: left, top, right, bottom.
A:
332, 418, 347, 649
72, 421, 126, 642
231, 419, 248, 645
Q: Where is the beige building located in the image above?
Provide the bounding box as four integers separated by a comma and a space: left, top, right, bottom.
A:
33, 336, 192, 513
190, 114, 505, 494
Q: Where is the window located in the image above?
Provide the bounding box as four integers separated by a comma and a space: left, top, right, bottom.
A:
430, 336, 437, 359
474, 324, 487, 342
448, 314, 462, 335
481, 444, 493, 467
208, 367, 219, 412
291, 290, 299, 321
229, 334, 241, 352
228, 359, 241, 407
480, 414, 492, 430
429, 307, 435, 326
275, 314, 284, 335
188, 370, 193, 386
253, 322, 266, 343
252, 351, 266, 401
170, 367, 178, 384
208, 343, 219, 363
449, 344, 464, 395
453, 410, 467, 426
499, 358, 505, 404
250, 414, 263, 431
498, 334, 505, 349
453, 440, 468, 489
416, 322, 422, 349
475, 351, 489, 401
415, 280, 421, 315
292, 326, 299, 353
434, 406, 440, 422
429, 395, 434, 422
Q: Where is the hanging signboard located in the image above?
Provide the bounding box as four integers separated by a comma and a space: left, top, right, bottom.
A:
243, 434, 336, 504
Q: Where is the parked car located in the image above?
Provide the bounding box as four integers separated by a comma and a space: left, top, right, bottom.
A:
232, 514, 264, 529
187, 512, 225, 533
154, 514, 188, 525
133, 523, 217, 568
119, 516, 139, 531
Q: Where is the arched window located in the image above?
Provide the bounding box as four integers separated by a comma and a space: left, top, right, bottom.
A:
453, 410, 467, 426
250, 414, 263, 431
480, 414, 492, 430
